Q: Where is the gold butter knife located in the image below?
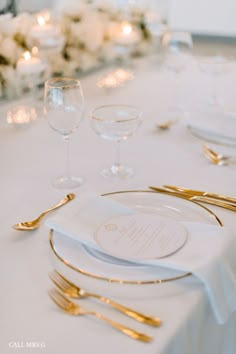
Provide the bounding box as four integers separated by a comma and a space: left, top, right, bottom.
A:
149, 186, 236, 212
164, 185, 236, 205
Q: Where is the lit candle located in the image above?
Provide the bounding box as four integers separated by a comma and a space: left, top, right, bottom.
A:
97, 68, 134, 89
7, 105, 37, 125
115, 21, 139, 46
30, 12, 59, 41
16, 51, 44, 75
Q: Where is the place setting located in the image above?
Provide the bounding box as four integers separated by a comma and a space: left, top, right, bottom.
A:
41, 186, 236, 327
12, 178, 236, 332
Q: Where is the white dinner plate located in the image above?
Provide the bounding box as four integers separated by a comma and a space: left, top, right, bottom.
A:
50, 190, 221, 288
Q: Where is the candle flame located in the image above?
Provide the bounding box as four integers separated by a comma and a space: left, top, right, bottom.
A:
121, 22, 133, 35
40, 9, 51, 22
37, 15, 46, 26
23, 51, 31, 61
37, 9, 51, 26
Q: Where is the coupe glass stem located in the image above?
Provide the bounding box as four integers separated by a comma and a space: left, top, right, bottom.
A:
63, 135, 71, 181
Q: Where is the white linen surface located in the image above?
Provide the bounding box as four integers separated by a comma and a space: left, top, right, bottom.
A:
45, 194, 236, 325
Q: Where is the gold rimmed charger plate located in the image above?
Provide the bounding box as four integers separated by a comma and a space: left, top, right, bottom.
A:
49, 190, 222, 285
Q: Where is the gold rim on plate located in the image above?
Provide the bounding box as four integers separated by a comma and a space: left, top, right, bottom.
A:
49, 189, 223, 285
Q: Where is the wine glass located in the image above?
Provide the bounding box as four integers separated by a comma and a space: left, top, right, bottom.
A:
44, 77, 84, 189
198, 55, 231, 107
90, 104, 142, 178
161, 31, 193, 112
162, 31, 193, 73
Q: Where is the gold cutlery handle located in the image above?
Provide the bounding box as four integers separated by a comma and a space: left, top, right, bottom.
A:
192, 196, 236, 212
164, 185, 236, 205
37, 193, 75, 222
149, 186, 191, 200
149, 186, 236, 212
90, 311, 152, 342
203, 193, 236, 205
89, 293, 161, 327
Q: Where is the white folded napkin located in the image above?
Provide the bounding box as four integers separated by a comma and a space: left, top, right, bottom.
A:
45, 194, 236, 325
46, 194, 133, 248
151, 222, 236, 325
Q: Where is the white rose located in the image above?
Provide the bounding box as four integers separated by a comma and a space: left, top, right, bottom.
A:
1, 66, 21, 98
12, 13, 35, 36
100, 42, 117, 62
0, 13, 14, 36
80, 13, 105, 52
62, 60, 80, 76
66, 47, 81, 62
69, 22, 84, 45
57, 0, 88, 18
79, 51, 99, 71
0, 37, 21, 64
49, 54, 80, 76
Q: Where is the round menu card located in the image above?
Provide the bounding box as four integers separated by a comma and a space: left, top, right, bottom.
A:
94, 214, 188, 260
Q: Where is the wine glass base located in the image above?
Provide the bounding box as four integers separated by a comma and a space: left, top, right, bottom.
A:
52, 176, 84, 189
101, 165, 134, 179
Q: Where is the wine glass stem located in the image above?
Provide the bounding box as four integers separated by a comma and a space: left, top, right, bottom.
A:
114, 141, 121, 168
63, 135, 71, 180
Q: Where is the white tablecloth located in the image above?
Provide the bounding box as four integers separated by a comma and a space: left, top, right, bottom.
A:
1, 38, 236, 354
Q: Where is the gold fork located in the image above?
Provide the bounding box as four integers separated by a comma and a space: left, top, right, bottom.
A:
49, 270, 161, 327
49, 288, 152, 342
203, 144, 235, 166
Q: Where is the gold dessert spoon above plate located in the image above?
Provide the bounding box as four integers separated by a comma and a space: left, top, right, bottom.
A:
12, 193, 75, 231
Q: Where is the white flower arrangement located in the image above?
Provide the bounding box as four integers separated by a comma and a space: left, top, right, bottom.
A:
0, 0, 165, 99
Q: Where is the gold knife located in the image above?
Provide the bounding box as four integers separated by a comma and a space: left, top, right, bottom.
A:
149, 186, 236, 212
164, 185, 236, 205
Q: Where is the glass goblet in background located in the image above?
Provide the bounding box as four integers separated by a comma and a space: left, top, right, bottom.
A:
161, 31, 193, 112
198, 55, 231, 108
44, 77, 84, 189
162, 31, 193, 73
90, 104, 142, 179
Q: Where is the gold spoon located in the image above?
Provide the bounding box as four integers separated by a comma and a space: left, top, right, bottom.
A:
12, 193, 75, 231
202, 144, 235, 166
157, 119, 178, 130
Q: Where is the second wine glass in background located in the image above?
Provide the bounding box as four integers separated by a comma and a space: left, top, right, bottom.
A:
198, 54, 232, 108
90, 104, 142, 179
44, 77, 84, 189
162, 31, 193, 73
